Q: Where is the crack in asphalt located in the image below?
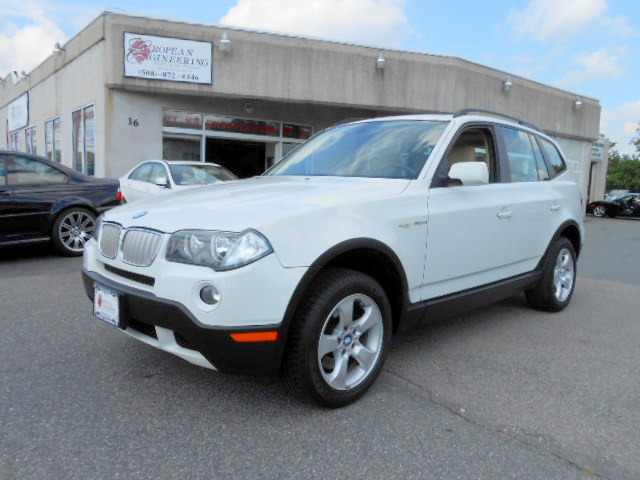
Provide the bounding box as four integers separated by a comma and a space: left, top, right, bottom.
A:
383, 367, 608, 480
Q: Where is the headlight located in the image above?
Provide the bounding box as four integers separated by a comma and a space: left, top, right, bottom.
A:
165, 229, 273, 271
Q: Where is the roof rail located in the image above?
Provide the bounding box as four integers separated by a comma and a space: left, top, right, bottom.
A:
452, 108, 540, 131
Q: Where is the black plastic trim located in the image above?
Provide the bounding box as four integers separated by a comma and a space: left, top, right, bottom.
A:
403, 271, 542, 329
104, 264, 155, 286
82, 269, 285, 374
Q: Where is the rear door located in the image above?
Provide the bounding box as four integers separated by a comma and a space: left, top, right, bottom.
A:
7, 155, 69, 239
496, 127, 562, 271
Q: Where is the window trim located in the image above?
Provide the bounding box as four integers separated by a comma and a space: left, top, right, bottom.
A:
430, 123, 501, 188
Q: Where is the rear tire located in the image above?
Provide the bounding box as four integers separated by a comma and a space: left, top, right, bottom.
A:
526, 237, 576, 312
283, 268, 391, 408
51, 207, 96, 256
592, 205, 607, 217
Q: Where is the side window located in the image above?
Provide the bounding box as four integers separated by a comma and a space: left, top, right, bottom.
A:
129, 163, 153, 182
7, 156, 67, 185
148, 164, 167, 184
444, 127, 496, 182
529, 135, 549, 180
0, 156, 6, 186
539, 138, 567, 176
499, 127, 540, 182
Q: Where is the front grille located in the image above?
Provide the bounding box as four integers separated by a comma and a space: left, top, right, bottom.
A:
99, 223, 121, 259
104, 264, 155, 286
121, 229, 162, 267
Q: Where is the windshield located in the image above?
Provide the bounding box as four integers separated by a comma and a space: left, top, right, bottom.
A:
267, 120, 448, 179
169, 164, 237, 186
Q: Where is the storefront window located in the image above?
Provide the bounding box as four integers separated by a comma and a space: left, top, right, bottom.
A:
163, 137, 201, 161
283, 123, 312, 140
9, 132, 21, 151
53, 118, 62, 163
72, 105, 96, 175
163, 110, 203, 129
204, 115, 280, 137
25, 126, 37, 154
45, 120, 54, 160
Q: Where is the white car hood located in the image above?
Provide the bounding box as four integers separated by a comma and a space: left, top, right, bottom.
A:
104, 176, 410, 232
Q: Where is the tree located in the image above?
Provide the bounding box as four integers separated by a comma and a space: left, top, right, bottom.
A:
605, 127, 640, 192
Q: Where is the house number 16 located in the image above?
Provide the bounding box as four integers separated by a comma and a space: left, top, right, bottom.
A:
128, 118, 139, 127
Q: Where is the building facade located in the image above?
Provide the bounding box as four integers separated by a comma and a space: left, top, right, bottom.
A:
0, 11, 605, 201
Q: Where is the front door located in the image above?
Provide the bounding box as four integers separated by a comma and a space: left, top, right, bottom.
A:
421, 125, 519, 300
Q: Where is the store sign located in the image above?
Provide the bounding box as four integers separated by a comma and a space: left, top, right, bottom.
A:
8, 93, 29, 131
205, 115, 280, 137
124, 33, 212, 84
163, 110, 203, 129
283, 123, 312, 140
591, 139, 606, 163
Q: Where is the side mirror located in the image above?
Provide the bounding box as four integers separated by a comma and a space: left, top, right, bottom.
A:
448, 162, 489, 186
155, 177, 170, 188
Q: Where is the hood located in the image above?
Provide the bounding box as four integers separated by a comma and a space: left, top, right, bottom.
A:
104, 175, 410, 232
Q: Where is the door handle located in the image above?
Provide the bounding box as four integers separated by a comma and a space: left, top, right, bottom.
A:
497, 210, 513, 219
549, 204, 560, 211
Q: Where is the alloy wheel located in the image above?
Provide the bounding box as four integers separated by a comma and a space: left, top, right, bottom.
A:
59, 211, 95, 252
553, 248, 575, 303
317, 294, 384, 391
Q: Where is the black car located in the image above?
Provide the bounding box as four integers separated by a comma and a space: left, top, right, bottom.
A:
587, 194, 640, 218
0, 151, 121, 256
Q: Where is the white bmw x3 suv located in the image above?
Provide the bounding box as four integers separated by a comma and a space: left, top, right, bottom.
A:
83, 110, 584, 407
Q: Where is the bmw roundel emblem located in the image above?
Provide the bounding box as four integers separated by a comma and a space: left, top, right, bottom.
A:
132, 211, 148, 219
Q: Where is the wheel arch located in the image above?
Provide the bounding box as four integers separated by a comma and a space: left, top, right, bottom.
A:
538, 220, 582, 268
280, 238, 410, 346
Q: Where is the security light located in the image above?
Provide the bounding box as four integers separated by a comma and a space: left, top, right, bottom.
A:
503, 77, 513, 91
20, 70, 29, 80
376, 53, 386, 70
574, 96, 583, 109
53, 42, 66, 54
220, 33, 231, 53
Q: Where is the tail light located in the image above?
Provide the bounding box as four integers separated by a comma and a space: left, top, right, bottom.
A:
117, 189, 125, 202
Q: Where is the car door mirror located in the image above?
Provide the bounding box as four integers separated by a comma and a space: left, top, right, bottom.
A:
155, 177, 170, 188
448, 162, 489, 186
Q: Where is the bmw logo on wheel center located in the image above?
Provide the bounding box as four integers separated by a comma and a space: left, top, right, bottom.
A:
132, 211, 148, 219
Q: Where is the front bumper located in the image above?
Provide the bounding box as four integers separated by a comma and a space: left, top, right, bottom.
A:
82, 269, 286, 374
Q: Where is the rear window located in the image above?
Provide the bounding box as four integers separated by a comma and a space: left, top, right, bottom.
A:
539, 138, 567, 177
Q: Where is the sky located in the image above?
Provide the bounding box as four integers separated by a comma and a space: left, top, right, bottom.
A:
1, 0, 638, 154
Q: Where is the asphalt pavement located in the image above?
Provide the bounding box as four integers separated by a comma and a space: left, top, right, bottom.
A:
1, 216, 638, 479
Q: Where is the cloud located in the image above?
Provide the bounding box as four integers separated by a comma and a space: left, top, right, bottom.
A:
0, 1, 96, 76
601, 15, 637, 37
601, 101, 640, 155
0, 2, 67, 75
555, 46, 628, 87
220, 0, 413, 47
509, 0, 608, 42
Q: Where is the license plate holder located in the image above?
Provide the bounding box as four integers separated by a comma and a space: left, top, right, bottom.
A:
93, 284, 122, 328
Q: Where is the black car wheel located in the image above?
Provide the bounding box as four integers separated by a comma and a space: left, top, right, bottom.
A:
52, 208, 96, 256
592, 205, 607, 217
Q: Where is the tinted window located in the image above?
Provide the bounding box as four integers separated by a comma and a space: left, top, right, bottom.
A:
0, 156, 6, 185
7, 156, 67, 185
169, 164, 237, 185
129, 163, 153, 182
500, 127, 540, 182
540, 138, 567, 176
530, 135, 549, 180
268, 121, 448, 179
445, 128, 496, 182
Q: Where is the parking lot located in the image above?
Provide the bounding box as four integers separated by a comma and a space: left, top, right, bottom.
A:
1, 216, 638, 479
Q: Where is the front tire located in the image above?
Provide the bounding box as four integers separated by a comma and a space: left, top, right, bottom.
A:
284, 268, 391, 407
526, 237, 576, 312
51, 208, 96, 256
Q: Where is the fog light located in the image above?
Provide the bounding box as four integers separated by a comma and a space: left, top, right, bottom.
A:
200, 285, 221, 305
